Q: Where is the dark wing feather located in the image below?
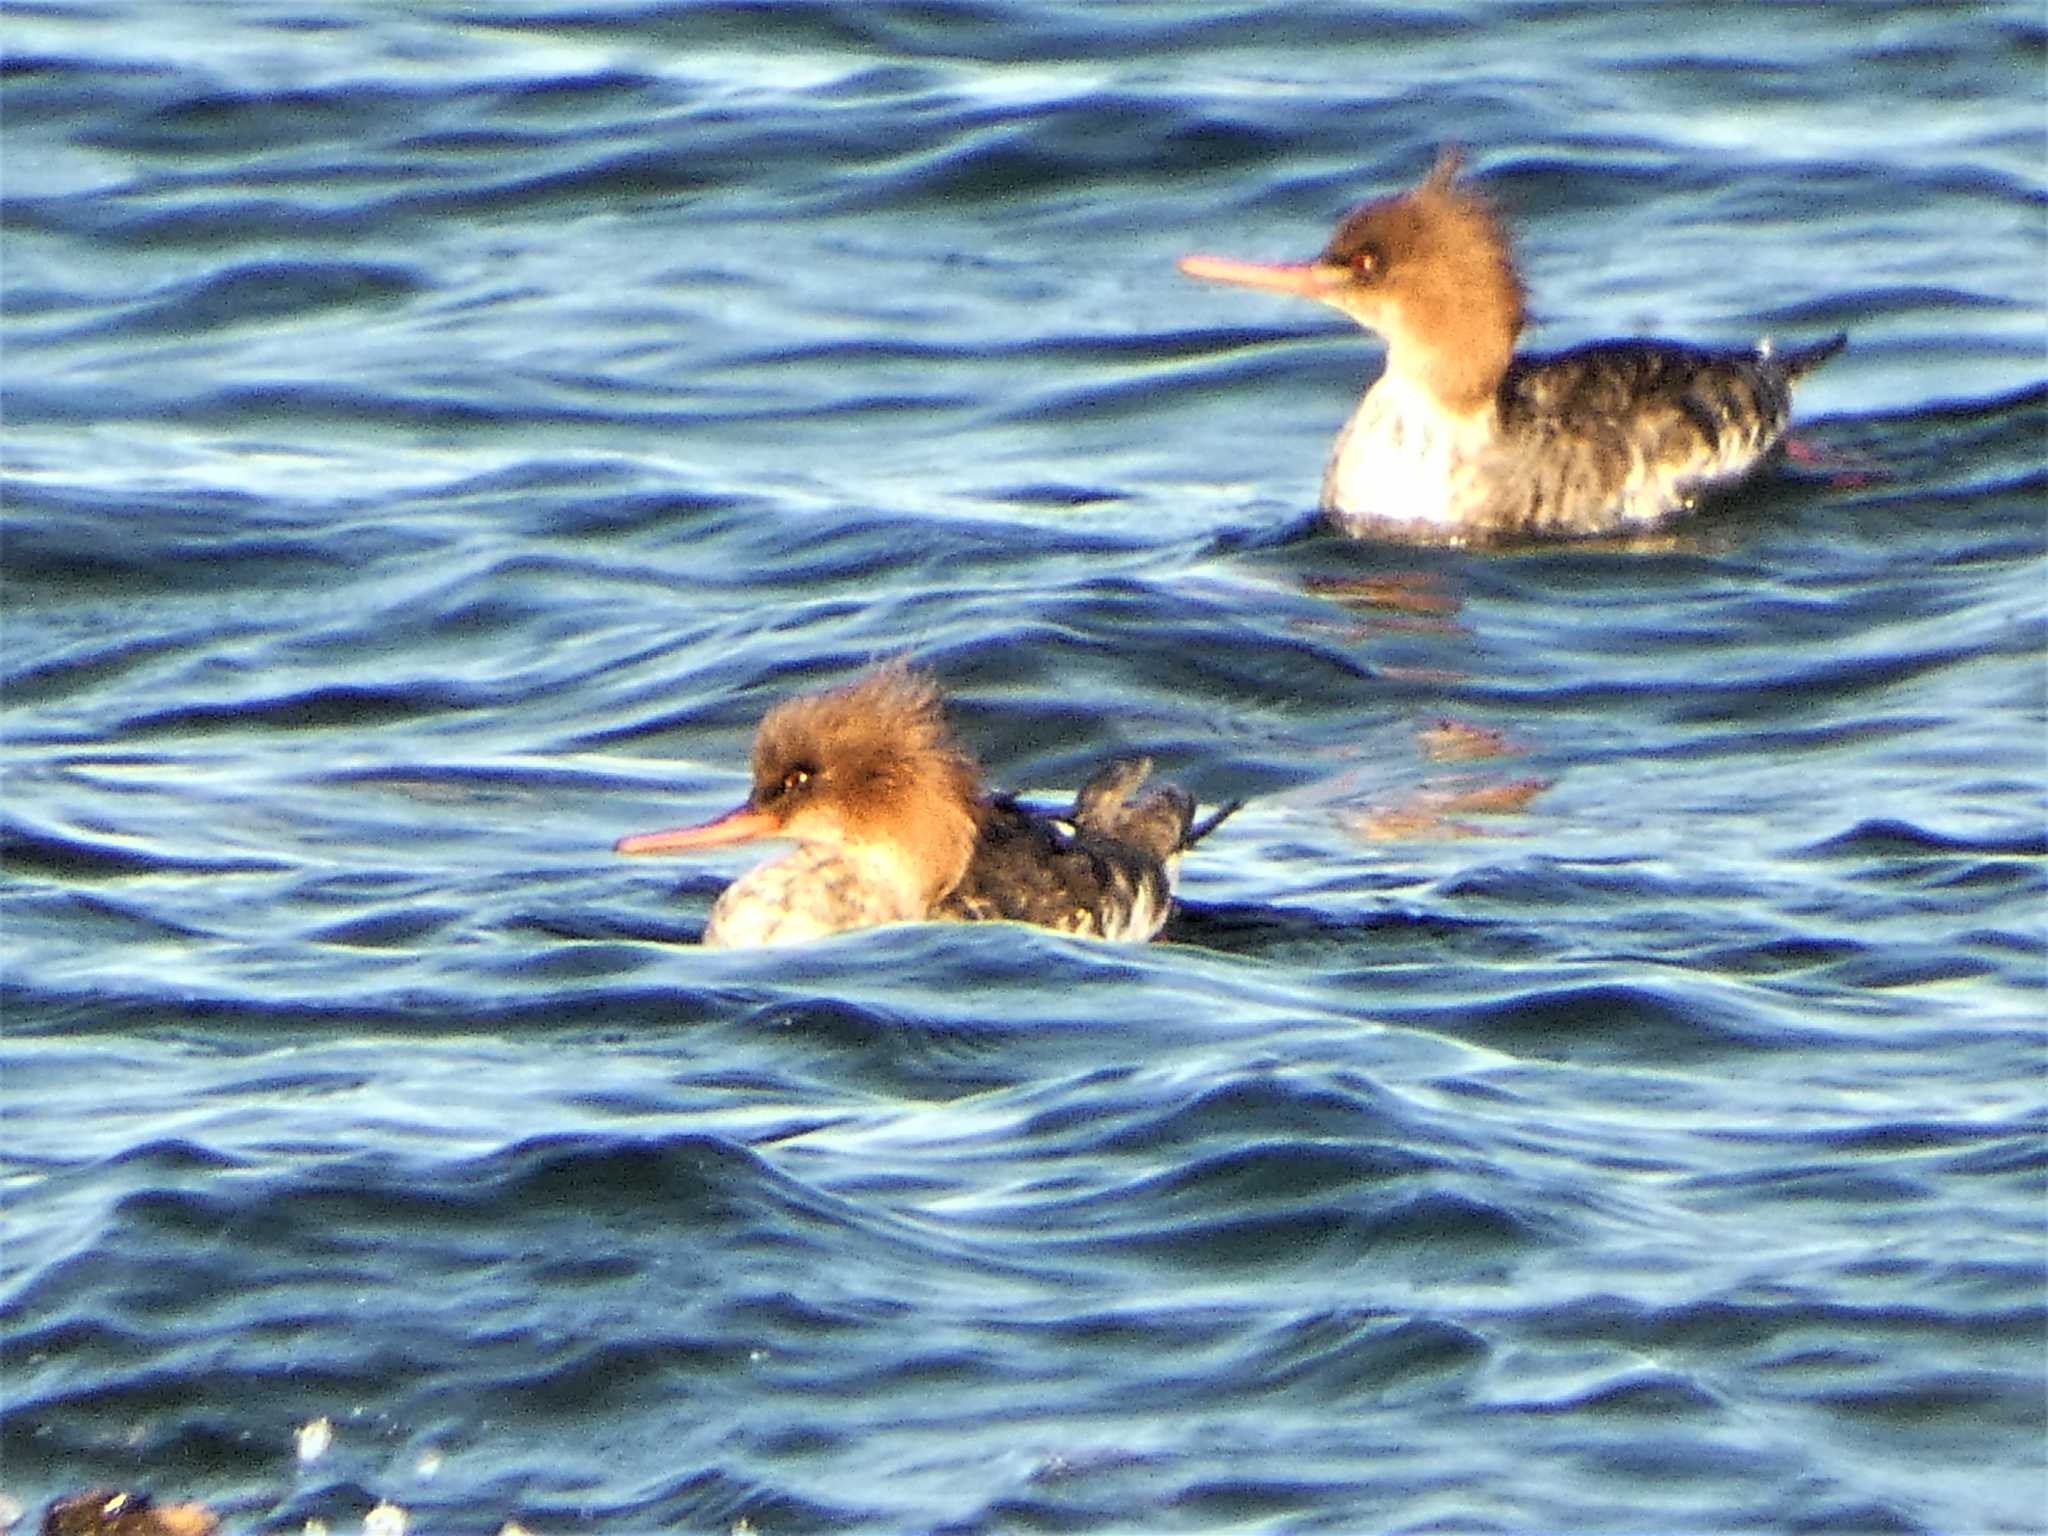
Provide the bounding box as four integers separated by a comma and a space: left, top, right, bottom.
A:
1491, 337, 1837, 535
1070, 756, 1197, 861
937, 760, 1234, 941
937, 796, 1171, 939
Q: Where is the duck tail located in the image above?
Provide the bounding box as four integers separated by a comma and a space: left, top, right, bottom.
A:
1771, 331, 1848, 380
1184, 798, 1245, 849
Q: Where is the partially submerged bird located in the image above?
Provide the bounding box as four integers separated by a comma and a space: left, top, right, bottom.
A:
1179, 148, 1846, 543
615, 666, 1237, 948
41, 1491, 218, 1536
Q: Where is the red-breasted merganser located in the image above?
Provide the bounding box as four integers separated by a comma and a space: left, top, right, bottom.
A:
41, 1491, 218, 1536
615, 666, 1238, 948
1179, 149, 1847, 542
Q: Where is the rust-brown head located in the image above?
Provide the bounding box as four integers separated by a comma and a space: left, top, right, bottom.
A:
615, 665, 982, 908
1179, 148, 1525, 413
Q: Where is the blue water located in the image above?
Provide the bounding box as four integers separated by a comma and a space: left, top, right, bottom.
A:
5, 3, 2044, 1532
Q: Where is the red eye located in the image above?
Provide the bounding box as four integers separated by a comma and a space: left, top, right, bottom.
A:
1349, 247, 1381, 279
761, 765, 812, 804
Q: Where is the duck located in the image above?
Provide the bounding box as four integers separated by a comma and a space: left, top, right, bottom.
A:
40, 1491, 217, 1536
615, 665, 1237, 948
1178, 148, 1846, 542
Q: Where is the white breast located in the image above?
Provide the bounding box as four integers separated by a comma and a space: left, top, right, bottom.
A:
702, 845, 924, 949
1321, 371, 1492, 533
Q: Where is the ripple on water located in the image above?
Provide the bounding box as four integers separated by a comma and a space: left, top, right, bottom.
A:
3, 3, 2043, 1532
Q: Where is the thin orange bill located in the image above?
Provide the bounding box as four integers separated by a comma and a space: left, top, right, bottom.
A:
1177, 253, 1341, 300
615, 803, 781, 855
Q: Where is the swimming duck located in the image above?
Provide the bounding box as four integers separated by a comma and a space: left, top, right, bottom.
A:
1179, 148, 1846, 541
616, 666, 1237, 948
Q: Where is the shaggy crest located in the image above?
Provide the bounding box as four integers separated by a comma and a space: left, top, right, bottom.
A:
749, 664, 980, 903
1319, 147, 1526, 412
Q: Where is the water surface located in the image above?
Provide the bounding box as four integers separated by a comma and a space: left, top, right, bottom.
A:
5, 3, 2044, 1532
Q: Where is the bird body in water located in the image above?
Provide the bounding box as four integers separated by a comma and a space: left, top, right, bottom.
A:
41, 1491, 217, 1536
1179, 149, 1846, 543
616, 667, 1236, 948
